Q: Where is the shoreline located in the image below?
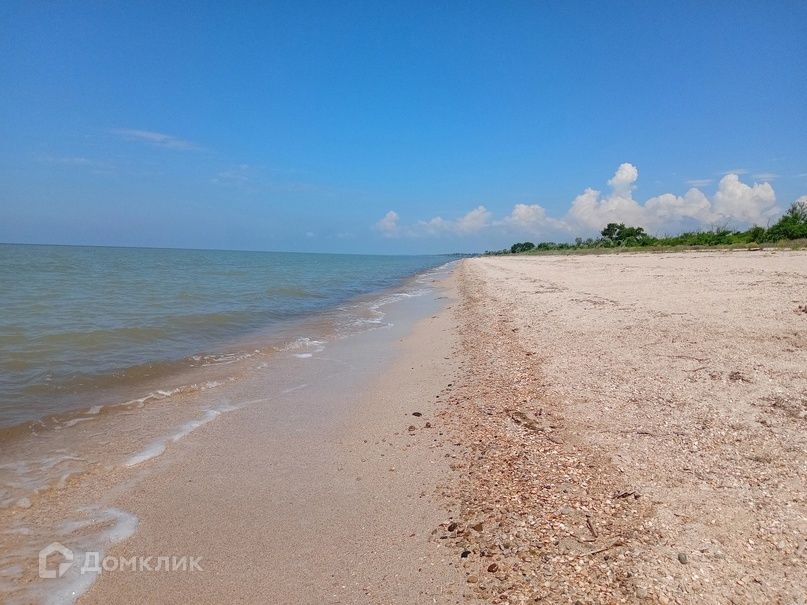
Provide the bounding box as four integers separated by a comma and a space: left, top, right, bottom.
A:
0, 261, 462, 604
78, 265, 468, 604
6, 249, 806, 603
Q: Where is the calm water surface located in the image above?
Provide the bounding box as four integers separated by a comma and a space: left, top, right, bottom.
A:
0, 244, 455, 426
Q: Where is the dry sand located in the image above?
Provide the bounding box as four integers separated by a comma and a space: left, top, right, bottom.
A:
31, 250, 806, 604
438, 251, 806, 604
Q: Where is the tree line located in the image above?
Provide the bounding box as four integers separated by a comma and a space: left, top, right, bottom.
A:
488, 200, 807, 255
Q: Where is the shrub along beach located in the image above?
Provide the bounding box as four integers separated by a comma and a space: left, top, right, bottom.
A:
490, 199, 807, 255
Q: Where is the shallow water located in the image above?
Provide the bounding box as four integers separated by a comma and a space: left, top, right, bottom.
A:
0, 244, 454, 427
0, 248, 457, 604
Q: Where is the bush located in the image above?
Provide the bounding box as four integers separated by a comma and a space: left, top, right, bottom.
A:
764, 200, 807, 241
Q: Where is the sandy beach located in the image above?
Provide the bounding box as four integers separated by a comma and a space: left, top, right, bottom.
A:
7, 251, 806, 604
439, 251, 806, 604
78, 278, 470, 604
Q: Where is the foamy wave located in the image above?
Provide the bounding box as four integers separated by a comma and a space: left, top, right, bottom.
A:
280, 337, 326, 359
190, 350, 258, 367
124, 403, 236, 468
2, 507, 138, 605
0, 453, 86, 509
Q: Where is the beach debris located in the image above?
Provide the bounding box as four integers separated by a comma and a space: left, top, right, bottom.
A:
728, 371, 751, 383
412, 411, 422, 417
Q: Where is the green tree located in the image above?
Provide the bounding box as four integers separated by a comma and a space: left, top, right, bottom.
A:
765, 200, 807, 241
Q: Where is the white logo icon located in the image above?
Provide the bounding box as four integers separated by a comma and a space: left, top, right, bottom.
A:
38, 542, 74, 579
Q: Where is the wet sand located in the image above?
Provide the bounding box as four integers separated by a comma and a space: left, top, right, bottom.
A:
78, 275, 468, 604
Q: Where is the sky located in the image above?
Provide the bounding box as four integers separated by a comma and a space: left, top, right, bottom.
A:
1, 1, 805, 254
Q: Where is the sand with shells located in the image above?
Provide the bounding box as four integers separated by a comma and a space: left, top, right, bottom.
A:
436, 252, 806, 604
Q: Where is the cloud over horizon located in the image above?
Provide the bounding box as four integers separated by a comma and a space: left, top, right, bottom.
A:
375, 163, 793, 241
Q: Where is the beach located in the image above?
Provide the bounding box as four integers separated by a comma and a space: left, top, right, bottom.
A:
4, 250, 806, 604
440, 251, 806, 603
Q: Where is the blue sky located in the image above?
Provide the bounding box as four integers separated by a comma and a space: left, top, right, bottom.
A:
1, 1, 805, 254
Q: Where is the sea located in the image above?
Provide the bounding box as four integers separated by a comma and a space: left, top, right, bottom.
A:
0, 243, 459, 603
0, 243, 455, 428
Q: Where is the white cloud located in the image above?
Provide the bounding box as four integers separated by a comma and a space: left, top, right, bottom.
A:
212, 164, 250, 185
455, 206, 492, 233
711, 174, 777, 225
607, 162, 639, 194
415, 206, 492, 236
752, 172, 779, 181
373, 163, 786, 241
566, 165, 780, 232
374, 210, 400, 237
39, 155, 96, 166
111, 128, 200, 150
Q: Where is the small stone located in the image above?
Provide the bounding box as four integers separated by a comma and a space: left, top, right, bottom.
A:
487, 563, 499, 573
461, 550, 471, 558
425, 422, 432, 428
677, 552, 688, 564
16, 497, 31, 509
447, 522, 458, 532
408, 425, 416, 431
467, 575, 478, 583
471, 522, 484, 532
412, 412, 422, 417
636, 586, 648, 599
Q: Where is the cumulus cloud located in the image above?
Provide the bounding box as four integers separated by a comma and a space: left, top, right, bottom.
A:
566, 165, 780, 232
415, 206, 492, 236
711, 174, 777, 225
498, 203, 565, 232
456, 206, 492, 233
374, 163, 792, 241
374, 210, 400, 237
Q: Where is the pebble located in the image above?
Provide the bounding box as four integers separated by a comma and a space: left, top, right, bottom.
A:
677, 552, 688, 564
467, 575, 479, 583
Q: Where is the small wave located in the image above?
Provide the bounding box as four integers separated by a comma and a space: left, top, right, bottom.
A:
279, 337, 327, 357
3, 507, 139, 605
124, 403, 236, 468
